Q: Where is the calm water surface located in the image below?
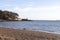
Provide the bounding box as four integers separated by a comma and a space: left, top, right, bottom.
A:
0, 20, 60, 34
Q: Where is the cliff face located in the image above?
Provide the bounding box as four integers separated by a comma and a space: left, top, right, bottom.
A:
0, 10, 20, 21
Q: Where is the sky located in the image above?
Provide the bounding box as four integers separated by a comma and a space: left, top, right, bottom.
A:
0, 0, 60, 20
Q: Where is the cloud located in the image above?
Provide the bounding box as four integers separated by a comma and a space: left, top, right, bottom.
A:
3, 5, 60, 20
31, 6, 60, 20
13, 7, 32, 12
28, 4, 32, 7
2, 6, 32, 18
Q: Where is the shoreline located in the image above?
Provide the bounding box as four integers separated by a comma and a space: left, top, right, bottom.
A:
1, 26, 60, 34
32, 30, 60, 34
0, 27, 60, 40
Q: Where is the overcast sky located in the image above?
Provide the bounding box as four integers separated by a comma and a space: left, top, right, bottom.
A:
0, 0, 60, 20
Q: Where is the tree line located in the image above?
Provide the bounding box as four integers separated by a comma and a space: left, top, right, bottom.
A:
0, 10, 19, 21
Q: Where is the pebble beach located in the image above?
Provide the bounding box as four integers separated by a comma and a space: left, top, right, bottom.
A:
0, 27, 60, 40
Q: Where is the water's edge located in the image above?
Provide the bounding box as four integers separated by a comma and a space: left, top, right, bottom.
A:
0, 20, 60, 34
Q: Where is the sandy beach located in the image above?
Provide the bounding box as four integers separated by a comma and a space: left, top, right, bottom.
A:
0, 27, 60, 40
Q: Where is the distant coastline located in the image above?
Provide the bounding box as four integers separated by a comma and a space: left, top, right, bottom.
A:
0, 19, 32, 22
0, 10, 32, 21
21, 19, 32, 21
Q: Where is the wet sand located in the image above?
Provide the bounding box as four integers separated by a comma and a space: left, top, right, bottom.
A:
0, 27, 60, 40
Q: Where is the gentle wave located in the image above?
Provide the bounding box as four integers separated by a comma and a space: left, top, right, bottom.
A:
0, 21, 60, 34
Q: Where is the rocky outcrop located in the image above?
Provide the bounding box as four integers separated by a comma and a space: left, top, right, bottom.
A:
0, 10, 31, 21
0, 10, 19, 21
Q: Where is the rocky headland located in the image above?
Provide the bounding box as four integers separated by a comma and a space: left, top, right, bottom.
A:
0, 10, 31, 21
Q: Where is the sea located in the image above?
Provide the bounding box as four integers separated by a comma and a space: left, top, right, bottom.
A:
0, 20, 60, 34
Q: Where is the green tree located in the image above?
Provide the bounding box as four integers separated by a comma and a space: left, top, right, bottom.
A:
0, 10, 19, 21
